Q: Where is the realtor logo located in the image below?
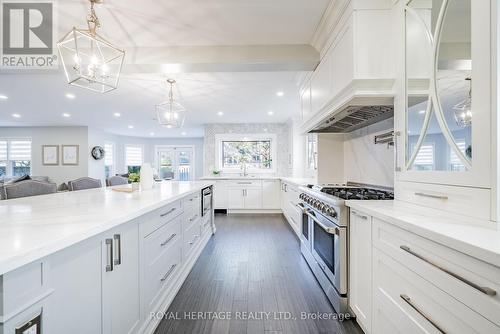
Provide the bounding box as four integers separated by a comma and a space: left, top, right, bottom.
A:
1, 0, 57, 69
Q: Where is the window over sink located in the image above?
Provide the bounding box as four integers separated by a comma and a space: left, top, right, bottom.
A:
215, 134, 276, 174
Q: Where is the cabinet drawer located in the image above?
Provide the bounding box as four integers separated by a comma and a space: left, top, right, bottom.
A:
183, 192, 200, 215
142, 201, 182, 237
183, 211, 201, 234
395, 181, 491, 220
144, 239, 182, 310
373, 218, 500, 326
183, 219, 201, 261
1, 261, 46, 318
373, 248, 498, 334
228, 180, 262, 188
144, 217, 182, 267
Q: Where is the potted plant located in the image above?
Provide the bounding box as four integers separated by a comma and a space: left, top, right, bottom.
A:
128, 172, 140, 190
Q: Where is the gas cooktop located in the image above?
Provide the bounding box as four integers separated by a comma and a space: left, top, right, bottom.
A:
320, 187, 394, 200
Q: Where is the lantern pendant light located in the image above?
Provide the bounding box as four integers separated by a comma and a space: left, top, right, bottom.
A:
57, 0, 125, 93
156, 79, 186, 129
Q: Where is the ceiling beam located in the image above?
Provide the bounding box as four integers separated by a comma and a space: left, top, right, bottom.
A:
122, 44, 320, 73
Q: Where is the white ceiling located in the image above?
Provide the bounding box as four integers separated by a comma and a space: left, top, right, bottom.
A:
0, 0, 329, 137
0, 71, 302, 137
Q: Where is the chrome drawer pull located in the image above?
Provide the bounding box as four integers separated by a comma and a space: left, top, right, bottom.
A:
400, 246, 496, 296
113, 234, 121, 266
160, 208, 176, 217
188, 235, 200, 245
160, 233, 177, 247
189, 215, 198, 222
160, 264, 177, 282
351, 211, 368, 220
400, 294, 446, 334
105, 238, 113, 272
414, 192, 448, 200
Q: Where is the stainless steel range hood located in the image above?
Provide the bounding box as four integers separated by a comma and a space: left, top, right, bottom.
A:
310, 104, 394, 133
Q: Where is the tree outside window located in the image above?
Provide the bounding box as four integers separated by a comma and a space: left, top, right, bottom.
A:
222, 140, 272, 170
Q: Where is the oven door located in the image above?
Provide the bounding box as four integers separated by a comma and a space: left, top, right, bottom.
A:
297, 203, 311, 249
308, 209, 347, 295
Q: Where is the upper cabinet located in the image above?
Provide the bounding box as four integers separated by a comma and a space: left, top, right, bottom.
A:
396, 0, 491, 188
299, 1, 396, 133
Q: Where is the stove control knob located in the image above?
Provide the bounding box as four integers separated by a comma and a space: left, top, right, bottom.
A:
327, 207, 338, 218
315, 201, 322, 209
299, 193, 304, 200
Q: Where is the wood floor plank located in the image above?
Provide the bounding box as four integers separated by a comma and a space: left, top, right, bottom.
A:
154, 214, 363, 334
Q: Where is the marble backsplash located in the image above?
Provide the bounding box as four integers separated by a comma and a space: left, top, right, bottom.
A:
203, 123, 291, 177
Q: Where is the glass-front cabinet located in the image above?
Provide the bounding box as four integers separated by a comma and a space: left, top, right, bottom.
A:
397, 0, 491, 188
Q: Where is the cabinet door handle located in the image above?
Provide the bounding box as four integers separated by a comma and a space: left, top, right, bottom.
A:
105, 238, 113, 272
160, 264, 177, 282
160, 207, 176, 217
400, 294, 445, 333
189, 214, 198, 222
113, 234, 121, 265
351, 211, 368, 220
394, 131, 401, 172
414, 192, 448, 200
400, 246, 496, 296
160, 233, 177, 247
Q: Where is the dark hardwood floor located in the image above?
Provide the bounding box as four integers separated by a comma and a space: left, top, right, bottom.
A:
154, 214, 363, 334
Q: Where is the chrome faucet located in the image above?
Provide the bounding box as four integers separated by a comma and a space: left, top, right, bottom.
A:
240, 162, 248, 177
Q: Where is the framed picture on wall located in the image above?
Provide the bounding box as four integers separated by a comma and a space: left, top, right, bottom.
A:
42, 145, 59, 166
62, 145, 79, 165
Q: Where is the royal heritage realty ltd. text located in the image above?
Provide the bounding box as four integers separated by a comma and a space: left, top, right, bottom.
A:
151, 311, 352, 322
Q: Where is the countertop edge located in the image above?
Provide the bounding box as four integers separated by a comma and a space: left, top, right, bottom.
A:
346, 200, 500, 268
0, 182, 214, 276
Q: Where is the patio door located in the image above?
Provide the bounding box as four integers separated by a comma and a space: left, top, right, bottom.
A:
156, 146, 194, 181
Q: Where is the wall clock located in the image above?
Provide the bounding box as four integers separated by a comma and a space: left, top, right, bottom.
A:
91, 146, 105, 160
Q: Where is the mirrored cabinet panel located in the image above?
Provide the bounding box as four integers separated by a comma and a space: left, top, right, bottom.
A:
400, 0, 490, 187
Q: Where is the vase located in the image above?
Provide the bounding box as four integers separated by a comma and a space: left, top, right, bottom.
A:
140, 163, 154, 190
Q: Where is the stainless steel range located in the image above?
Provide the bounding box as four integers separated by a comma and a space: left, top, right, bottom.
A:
298, 183, 393, 314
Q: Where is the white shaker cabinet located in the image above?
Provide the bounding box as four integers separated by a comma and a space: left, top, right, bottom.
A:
102, 221, 141, 334
349, 210, 372, 334
213, 180, 228, 209
262, 180, 281, 209
227, 188, 245, 209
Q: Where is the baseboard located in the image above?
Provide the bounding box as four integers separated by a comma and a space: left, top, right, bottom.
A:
139, 231, 213, 334
227, 209, 282, 214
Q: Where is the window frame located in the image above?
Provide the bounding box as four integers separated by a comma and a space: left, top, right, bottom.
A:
104, 142, 115, 178
124, 144, 144, 173
215, 133, 277, 174
0, 138, 32, 178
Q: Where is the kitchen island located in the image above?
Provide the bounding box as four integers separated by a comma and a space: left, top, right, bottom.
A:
0, 181, 214, 334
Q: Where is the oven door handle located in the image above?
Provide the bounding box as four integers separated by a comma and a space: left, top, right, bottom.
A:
304, 209, 339, 235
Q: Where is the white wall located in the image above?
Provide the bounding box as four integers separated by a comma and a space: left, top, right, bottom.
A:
0, 126, 88, 185
87, 129, 204, 183
203, 123, 291, 176
343, 118, 394, 187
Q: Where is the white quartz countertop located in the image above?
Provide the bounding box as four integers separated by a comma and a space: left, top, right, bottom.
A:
0, 181, 213, 276
280, 177, 317, 187
346, 200, 500, 267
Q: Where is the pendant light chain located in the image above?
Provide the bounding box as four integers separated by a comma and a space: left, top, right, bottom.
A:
87, 1, 101, 37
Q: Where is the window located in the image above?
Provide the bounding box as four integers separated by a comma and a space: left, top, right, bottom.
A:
215, 134, 276, 173
156, 146, 195, 181
413, 143, 434, 170
450, 141, 467, 172
104, 142, 115, 178
306, 134, 318, 171
125, 145, 143, 174
0, 139, 32, 178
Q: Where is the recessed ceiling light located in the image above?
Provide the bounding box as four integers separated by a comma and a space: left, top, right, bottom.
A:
263, 128, 268, 132
217, 111, 224, 116
149, 132, 155, 136
166, 125, 172, 129
267, 111, 274, 116
419, 110, 426, 115
65, 93, 76, 99
113, 112, 121, 117
62, 113, 71, 118
12, 113, 21, 118
0, 94, 8, 100
128, 125, 134, 129
181, 131, 187, 136
276, 91, 284, 97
